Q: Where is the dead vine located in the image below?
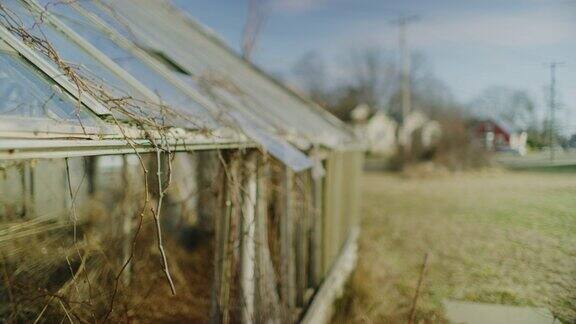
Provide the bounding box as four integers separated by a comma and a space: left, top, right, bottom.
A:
0, 2, 192, 320
0, 1, 284, 322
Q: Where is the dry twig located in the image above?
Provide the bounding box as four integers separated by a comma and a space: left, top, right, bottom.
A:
409, 253, 430, 324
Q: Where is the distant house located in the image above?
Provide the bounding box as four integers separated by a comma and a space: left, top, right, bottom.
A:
398, 111, 442, 156
472, 119, 527, 155
351, 105, 398, 156
350, 105, 441, 158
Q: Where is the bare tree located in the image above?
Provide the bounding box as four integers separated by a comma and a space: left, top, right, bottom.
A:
293, 47, 398, 120
469, 86, 537, 130
385, 52, 457, 120
346, 46, 396, 109
241, 0, 268, 61
290, 48, 457, 122
291, 51, 328, 104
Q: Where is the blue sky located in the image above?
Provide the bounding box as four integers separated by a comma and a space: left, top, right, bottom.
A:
174, 0, 576, 133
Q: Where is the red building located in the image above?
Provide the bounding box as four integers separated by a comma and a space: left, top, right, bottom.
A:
472, 119, 512, 151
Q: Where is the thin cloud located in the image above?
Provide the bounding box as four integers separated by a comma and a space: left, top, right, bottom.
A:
347, 6, 576, 49
269, 0, 329, 14
413, 10, 575, 47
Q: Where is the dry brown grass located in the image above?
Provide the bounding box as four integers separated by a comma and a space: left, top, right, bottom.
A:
0, 206, 214, 323
335, 169, 576, 323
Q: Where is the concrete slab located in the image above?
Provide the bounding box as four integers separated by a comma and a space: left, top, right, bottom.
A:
444, 300, 556, 324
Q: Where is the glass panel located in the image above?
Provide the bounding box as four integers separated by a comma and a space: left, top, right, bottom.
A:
230, 111, 314, 172
0, 49, 98, 125
2, 1, 131, 97
99, 0, 355, 147
24, 0, 314, 170
74, 0, 137, 42
2, 0, 202, 129
36, 0, 219, 129
67, 0, 315, 170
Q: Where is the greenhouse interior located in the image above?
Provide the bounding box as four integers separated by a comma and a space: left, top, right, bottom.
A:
0, 0, 363, 322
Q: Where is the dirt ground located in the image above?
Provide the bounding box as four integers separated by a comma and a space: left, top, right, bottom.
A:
334, 169, 576, 323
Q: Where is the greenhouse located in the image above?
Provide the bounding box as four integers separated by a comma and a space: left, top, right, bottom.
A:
0, 0, 363, 322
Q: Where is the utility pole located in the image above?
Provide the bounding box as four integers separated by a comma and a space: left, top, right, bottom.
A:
395, 15, 419, 123
393, 15, 419, 159
547, 62, 564, 162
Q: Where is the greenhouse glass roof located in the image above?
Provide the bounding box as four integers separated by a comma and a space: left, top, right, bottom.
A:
0, 0, 357, 170
93, 0, 357, 149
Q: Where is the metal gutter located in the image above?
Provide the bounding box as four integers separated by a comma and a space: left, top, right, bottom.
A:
0, 137, 255, 160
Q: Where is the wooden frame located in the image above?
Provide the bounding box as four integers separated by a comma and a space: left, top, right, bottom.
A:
279, 166, 297, 321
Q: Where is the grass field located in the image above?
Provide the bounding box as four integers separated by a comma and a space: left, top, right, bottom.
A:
335, 169, 576, 323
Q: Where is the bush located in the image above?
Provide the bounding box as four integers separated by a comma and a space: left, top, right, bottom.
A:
389, 115, 491, 172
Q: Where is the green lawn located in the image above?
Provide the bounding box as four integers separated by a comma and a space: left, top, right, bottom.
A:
335, 169, 576, 323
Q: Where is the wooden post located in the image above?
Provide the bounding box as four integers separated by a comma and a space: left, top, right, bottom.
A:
240, 152, 257, 323
211, 151, 240, 323
254, 154, 281, 323
303, 172, 313, 299
295, 173, 311, 307
311, 166, 324, 287
197, 151, 219, 232
332, 152, 344, 259
188, 153, 199, 226
352, 151, 364, 227
121, 154, 133, 286
339, 152, 351, 242
280, 166, 296, 321
22, 161, 33, 217
321, 154, 334, 277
